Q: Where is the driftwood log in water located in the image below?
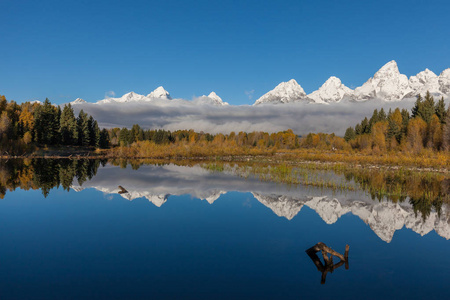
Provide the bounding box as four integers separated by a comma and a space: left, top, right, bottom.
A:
306, 242, 349, 284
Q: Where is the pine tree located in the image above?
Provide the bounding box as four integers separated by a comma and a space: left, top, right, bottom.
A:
118, 128, 130, 146
99, 128, 110, 148
355, 123, 362, 135
88, 116, 100, 147
344, 127, 356, 142
77, 110, 90, 146
378, 108, 387, 121
401, 109, 410, 139
33, 99, 59, 145
369, 109, 379, 131
412, 94, 423, 118
420, 91, 435, 123
387, 117, 401, 144
361, 117, 370, 134
435, 97, 447, 124
60, 104, 78, 145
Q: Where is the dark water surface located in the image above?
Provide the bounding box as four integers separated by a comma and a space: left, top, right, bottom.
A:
0, 161, 449, 299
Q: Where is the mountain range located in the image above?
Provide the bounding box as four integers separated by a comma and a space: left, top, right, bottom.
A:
71, 87, 229, 106
68, 60, 450, 107
255, 60, 450, 105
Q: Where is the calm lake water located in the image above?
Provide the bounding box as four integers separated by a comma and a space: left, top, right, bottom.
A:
0, 160, 449, 299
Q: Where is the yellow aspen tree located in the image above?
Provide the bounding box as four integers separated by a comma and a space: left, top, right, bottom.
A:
407, 118, 427, 153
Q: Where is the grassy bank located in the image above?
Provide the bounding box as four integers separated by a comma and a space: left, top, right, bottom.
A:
2, 142, 449, 172
104, 141, 450, 171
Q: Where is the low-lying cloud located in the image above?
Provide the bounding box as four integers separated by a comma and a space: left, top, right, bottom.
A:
71, 98, 445, 136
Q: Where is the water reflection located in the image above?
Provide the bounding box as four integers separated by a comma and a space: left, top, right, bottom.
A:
0, 159, 104, 198
0, 159, 449, 243
306, 242, 349, 284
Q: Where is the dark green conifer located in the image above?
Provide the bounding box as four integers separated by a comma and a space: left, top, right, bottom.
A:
355, 123, 362, 135
60, 104, 78, 145
119, 128, 130, 146
435, 97, 447, 124
369, 109, 379, 131
344, 127, 356, 142
412, 94, 423, 118
401, 108, 410, 138
421, 91, 436, 123
99, 129, 110, 148
77, 110, 90, 146
361, 117, 370, 134
378, 108, 387, 121
34, 99, 59, 145
88, 116, 100, 147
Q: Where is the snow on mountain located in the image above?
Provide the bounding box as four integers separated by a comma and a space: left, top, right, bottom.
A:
71, 98, 87, 105
203, 190, 227, 204
251, 193, 304, 220
72, 184, 227, 207
254, 79, 310, 105
96, 87, 171, 104
405, 69, 442, 98
207, 92, 229, 105
147, 86, 172, 100
116, 189, 169, 207
252, 193, 450, 243
354, 60, 412, 101
305, 196, 349, 224
75, 184, 450, 242
65, 61, 449, 107
253, 61, 449, 105
439, 68, 450, 95
307, 76, 354, 103
120, 92, 147, 102
194, 92, 229, 106
96, 91, 147, 104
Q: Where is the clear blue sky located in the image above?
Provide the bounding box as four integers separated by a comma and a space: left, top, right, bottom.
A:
1, 0, 450, 105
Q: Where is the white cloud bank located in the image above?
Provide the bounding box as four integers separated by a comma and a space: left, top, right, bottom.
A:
71, 98, 447, 136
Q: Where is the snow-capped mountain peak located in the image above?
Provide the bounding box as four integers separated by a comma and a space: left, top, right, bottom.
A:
119, 92, 146, 102
67, 60, 450, 107
123, 92, 136, 99
373, 60, 400, 78
406, 68, 441, 98
95, 87, 171, 104
194, 92, 229, 106
439, 68, 450, 94
147, 86, 172, 99
95, 91, 146, 104
208, 92, 221, 101
254, 79, 308, 105
354, 60, 412, 101
307, 76, 353, 103
208, 92, 229, 105
71, 98, 87, 105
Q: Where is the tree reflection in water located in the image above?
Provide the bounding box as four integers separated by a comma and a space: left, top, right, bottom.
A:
0, 158, 448, 226
0, 158, 105, 198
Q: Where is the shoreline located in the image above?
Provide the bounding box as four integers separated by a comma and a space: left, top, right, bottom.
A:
1, 151, 449, 174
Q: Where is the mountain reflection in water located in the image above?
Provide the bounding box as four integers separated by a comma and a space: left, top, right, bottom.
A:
0, 159, 449, 243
